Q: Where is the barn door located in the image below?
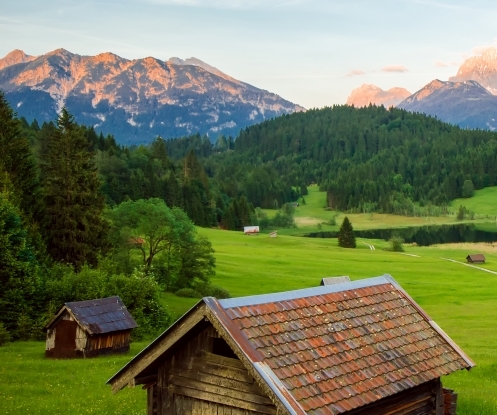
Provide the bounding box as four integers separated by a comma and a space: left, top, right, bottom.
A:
54, 320, 78, 358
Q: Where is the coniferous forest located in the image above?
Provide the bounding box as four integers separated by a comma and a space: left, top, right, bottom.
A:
2, 90, 497, 342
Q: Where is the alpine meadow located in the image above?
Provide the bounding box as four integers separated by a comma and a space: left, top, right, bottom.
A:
2, 62, 497, 414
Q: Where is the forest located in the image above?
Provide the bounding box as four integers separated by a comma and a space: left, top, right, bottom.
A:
2, 92, 497, 343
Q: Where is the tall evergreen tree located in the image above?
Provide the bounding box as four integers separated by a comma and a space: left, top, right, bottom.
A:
0, 91, 42, 225
338, 216, 356, 248
40, 108, 108, 269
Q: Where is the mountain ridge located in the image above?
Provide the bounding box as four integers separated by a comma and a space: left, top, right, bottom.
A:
346, 84, 411, 108
449, 47, 497, 95
398, 79, 497, 130
0, 48, 304, 143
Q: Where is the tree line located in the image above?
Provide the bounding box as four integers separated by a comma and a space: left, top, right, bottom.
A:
0, 93, 221, 343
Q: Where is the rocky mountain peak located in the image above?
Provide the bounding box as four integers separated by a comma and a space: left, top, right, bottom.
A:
0, 49, 37, 70
449, 47, 497, 95
398, 79, 497, 131
0, 48, 303, 144
347, 84, 411, 108
168, 56, 242, 86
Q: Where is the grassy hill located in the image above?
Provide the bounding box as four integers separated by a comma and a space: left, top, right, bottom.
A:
265, 185, 495, 236
451, 186, 497, 217
2, 228, 497, 414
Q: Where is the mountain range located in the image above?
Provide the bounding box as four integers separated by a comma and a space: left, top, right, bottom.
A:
348, 47, 497, 131
0, 49, 304, 144
397, 79, 497, 130
346, 84, 411, 108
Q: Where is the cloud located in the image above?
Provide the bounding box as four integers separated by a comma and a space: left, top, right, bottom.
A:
472, 42, 497, 55
346, 69, 366, 77
435, 60, 459, 68
381, 65, 408, 73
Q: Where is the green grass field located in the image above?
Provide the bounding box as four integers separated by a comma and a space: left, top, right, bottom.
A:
265, 186, 496, 236
451, 187, 497, 217
2, 228, 497, 414
3, 187, 497, 413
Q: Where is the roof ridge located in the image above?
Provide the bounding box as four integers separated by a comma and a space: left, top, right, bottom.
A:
218, 275, 392, 308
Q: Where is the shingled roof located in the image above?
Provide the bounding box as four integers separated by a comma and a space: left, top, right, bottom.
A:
45, 296, 138, 334
108, 275, 474, 414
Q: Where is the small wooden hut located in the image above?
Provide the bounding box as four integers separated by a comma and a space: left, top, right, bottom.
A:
466, 254, 486, 263
244, 226, 260, 235
108, 275, 474, 415
44, 296, 137, 358
320, 276, 350, 285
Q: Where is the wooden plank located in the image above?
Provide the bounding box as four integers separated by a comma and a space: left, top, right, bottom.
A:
147, 386, 154, 415
170, 384, 276, 415
110, 304, 206, 393
169, 368, 262, 395
170, 374, 273, 406
202, 351, 247, 370
190, 360, 254, 383
136, 375, 158, 385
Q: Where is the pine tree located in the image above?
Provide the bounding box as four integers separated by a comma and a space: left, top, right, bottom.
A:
40, 108, 109, 269
0, 91, 42, 224
338, 216, 356, 248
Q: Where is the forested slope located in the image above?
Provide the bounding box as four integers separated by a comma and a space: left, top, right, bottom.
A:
231, 105, 497, 213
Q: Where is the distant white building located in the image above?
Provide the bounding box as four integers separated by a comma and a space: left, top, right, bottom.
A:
243, 226, 259, 235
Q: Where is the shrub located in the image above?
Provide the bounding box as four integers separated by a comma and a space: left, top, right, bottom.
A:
389, 236, 405, 252
205, 285, 231, 299
0, 323, 11, 346
175, 288, 202, 298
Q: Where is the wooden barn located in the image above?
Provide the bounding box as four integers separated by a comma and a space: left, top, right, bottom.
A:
466, 254, 486, 264
44, 296, 137, 358
108, 275, 474, 415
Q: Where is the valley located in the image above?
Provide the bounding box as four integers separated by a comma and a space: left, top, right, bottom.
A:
2, 227, 497, 414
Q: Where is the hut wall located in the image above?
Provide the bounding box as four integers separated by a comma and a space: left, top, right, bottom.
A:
153, 325, 276, 415
46, 311, 88, 358
84, 330, 131, 357
347, 379, 443, 415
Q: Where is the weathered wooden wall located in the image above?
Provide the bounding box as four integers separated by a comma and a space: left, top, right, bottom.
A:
151, 325, 277, 415
46, 311, 85, 358
347, 379, 442, 415
85, 330, 131, 357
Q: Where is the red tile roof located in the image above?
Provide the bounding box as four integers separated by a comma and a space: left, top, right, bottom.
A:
213, 275, 474, 414
108, 275, 474, 414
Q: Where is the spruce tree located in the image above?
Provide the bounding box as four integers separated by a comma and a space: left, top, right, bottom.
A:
40, 108, 108, 269
338, 216, 356, 248
0, 91, 42, 224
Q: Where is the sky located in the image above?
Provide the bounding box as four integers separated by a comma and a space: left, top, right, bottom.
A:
1, 0, 497, 109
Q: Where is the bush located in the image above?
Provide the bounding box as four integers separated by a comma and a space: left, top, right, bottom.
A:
205, 285, 231, 299
0, 323, 11, 346
175, 288, 202, 298
389, 236, 405, 252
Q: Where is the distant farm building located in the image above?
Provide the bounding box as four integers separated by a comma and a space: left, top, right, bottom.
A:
269, 231, 277, 238
320, 276, 351, 285
44, 296, 137, 358
108, 275, 474, 415
244, 226, 260, 235
466, 254, 486, 263
291, 203, 299, 207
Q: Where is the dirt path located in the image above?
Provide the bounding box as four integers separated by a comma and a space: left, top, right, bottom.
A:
399, 253, 420, 258
362, 242, 375, 251
440, 257, 497, 275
